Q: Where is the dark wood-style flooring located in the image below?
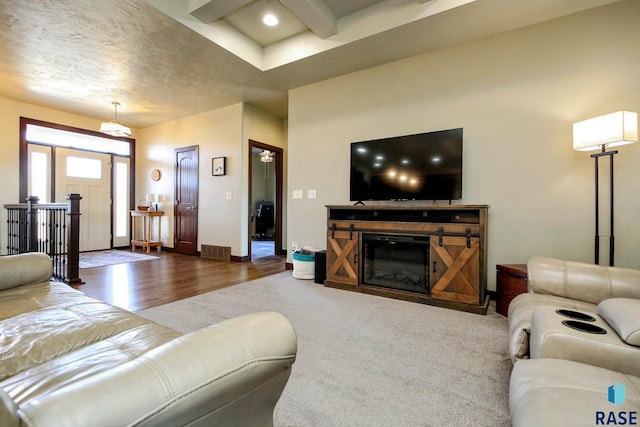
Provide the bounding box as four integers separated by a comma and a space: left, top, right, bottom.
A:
73, 251, 286, 312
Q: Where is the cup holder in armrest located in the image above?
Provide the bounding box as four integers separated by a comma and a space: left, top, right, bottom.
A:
561, 320, 607, 334
555, 309, 596, 322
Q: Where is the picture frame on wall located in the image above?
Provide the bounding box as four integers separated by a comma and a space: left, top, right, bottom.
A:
212, 157, 226, 176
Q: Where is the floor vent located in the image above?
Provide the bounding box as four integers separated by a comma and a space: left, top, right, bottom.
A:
201, 244, 231, 261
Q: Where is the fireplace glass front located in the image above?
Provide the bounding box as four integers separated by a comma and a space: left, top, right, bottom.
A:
362, 234, 429, 294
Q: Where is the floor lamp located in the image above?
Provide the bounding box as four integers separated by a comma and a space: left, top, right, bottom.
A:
573, 111, 638, 266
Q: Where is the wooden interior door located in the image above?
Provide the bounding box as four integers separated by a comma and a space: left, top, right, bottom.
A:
175, 146, 199, 255
430, 235, 480, 305
326, 230, 359, 286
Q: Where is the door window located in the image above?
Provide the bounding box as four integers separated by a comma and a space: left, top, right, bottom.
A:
66, 156, 102, 179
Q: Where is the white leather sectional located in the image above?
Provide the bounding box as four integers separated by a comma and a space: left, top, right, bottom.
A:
508, 257, 640, 426
0, 253, 297, 427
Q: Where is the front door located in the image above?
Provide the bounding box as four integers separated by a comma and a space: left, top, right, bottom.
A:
175, 146, 199, 255
55, 148, 111, 251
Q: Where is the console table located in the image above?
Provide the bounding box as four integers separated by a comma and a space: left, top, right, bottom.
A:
325, 205, 489, 314
130, 210, 163, 253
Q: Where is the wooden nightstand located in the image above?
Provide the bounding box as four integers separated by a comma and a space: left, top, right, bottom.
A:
496, 264, 528, 317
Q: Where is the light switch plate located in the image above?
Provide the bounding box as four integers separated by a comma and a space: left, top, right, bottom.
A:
293, 190, 303, 199
225, 192, 232, 200
308, 190, 317, 199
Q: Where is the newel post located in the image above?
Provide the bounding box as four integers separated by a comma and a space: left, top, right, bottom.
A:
66, 193, 82, 284
26, 195, 39, 252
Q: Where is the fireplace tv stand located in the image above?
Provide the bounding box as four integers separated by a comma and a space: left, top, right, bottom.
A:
325, 204, 489, 314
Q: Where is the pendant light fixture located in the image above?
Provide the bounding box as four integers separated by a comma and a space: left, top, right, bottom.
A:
259, 150, 275, 163
100, 101, 132, 137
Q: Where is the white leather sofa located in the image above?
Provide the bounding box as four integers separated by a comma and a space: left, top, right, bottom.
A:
0, 252, 297, 427
508, 257, 640, 426
508, 256, 640, 362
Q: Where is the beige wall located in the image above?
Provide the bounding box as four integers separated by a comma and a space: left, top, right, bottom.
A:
242, 104, 288, 252
138, 102, 285, 257
287, 0, 640, 290
0, 97, 140, 254
0, 98, 284, 258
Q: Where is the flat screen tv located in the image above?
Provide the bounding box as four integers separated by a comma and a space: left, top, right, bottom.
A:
350, 128, 463, 202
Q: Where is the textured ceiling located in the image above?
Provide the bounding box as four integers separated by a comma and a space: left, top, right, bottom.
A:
0, 0, 623, 129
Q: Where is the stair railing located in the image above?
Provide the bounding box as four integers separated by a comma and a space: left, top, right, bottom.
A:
4, 194, 82, 284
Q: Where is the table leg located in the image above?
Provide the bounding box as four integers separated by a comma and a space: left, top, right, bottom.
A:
157, 217, 162, 253
131, 214, 137, 252
145, 216, 151, 253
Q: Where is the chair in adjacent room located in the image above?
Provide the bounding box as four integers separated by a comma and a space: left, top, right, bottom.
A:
255, 201, 274, 240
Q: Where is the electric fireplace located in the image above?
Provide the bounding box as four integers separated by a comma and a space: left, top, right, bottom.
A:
362, 233, 429, 294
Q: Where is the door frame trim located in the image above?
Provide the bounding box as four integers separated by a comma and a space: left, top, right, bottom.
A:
19, 117, 136, 250
248, 140, 283, 259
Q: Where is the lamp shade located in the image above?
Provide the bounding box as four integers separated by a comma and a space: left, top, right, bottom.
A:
100, 101, 132, 137
573, 111, 638, 151
99, 120, 132, 137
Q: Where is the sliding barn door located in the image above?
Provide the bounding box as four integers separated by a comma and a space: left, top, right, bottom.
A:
430, 235, 481, 305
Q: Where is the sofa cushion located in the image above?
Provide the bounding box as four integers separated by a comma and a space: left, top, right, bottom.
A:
530, 305, 640, 377
0, 253, 52, 291
510, 358, 640, 427
0, 302, 155, 381
0, 387, 19, 427
508, 292, 596, 362
527, 256, 640, 305
1, 323, 180, 407
599, 298, 640, 347
0, 282, 91, 321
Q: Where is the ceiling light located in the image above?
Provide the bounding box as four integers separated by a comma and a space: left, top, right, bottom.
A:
100, 101, 131, 137
260, 150, 275, 163
263, 14, 279, 26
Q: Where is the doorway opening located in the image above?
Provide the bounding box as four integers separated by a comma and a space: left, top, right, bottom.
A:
248, 140, 283, 260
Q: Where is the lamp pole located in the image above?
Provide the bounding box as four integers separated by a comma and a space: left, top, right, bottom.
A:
590, 148, 617, 266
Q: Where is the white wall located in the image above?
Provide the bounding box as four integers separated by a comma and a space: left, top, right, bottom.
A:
287, 0, 640, 290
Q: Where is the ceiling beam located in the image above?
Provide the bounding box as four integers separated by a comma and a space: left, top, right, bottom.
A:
189, 0, 254, 23
279, 0, 337, 39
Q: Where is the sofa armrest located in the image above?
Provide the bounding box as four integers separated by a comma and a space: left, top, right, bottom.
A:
527, 256, 640, 305
16, 311, 297, 427
0, 253, 53, 291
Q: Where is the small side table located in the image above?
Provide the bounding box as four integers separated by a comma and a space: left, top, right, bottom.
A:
130, 210, 164, 254
496, 264, 528, 317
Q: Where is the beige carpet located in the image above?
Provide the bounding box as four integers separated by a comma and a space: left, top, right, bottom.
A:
137, 272, 512, 426
79, 250, 159, 269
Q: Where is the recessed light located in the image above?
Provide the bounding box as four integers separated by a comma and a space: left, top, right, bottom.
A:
263, 14, 279, 26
